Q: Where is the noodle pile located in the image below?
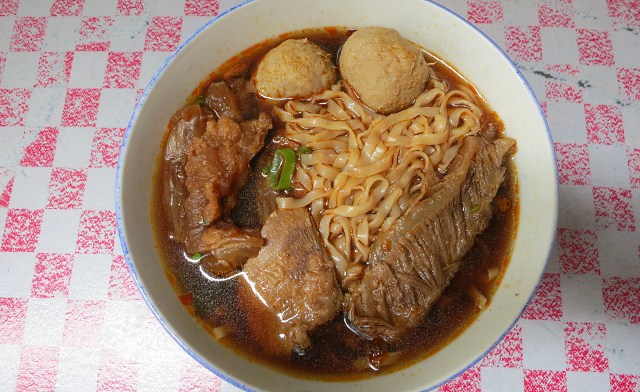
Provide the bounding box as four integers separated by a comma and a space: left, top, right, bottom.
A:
274, 69, 484, 288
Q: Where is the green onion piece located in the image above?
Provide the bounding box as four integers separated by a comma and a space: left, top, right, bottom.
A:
192, 252, 202, 260
267, 148, 296, 191
267, 151, 283, 189
470, 204, 481, 213
296, 146, 313, 155
195, 96, 206, 106
277, 148, 296, 190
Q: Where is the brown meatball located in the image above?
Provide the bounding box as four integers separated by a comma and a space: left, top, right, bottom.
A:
339, 27, 430, 114
253, 39, 337, 99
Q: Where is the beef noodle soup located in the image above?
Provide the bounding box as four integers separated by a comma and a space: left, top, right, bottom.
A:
152, 27, 518, 380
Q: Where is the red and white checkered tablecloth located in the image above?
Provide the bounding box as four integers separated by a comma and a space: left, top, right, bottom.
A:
0, 0, 639, 391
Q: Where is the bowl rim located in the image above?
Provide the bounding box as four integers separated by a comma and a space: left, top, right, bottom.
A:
115, 0, 559, 390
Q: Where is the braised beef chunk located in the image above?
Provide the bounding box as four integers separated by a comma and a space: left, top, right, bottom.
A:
162, 104, 211, 244
238, 112, 273, 155
184, 116, 248, 229
195, 223, 263, 273
205, 81, 242, 122
206, 79, 259, 122
228, 78, 259, 120
232, 140, 278, 229
181, 114, 272, 255
344, 135, 515, 343
240, 208, 342, 356
479, 113, 503, 141
161, 97, 272, 256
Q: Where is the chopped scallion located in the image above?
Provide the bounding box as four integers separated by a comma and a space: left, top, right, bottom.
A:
267, 147, 296, 191
296, 146, 313, 155
267, 152, 283, 189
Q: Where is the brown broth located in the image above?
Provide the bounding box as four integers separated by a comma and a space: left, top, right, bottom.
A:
151, 27, 518, 381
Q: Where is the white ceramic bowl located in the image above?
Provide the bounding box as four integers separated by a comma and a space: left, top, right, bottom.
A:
116, 0, 558, 390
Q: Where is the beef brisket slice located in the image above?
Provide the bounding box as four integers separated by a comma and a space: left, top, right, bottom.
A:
344, 135, 514, 342
240, 208, 343, 356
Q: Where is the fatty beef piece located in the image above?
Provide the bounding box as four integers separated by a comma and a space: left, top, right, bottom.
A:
240, 208, 343, 357
162, 80, 273, 271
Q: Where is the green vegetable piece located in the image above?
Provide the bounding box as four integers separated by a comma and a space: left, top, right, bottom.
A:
296, 146, 313, 155
267, 151, 283, 189
470, 204, 481, 213
277, 148, 296, 190
195, 96, 206, 106
192, 252, 201, 260
267, 148, 296, 191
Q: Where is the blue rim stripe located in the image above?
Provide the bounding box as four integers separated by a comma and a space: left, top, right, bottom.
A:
115, 0, 559, 390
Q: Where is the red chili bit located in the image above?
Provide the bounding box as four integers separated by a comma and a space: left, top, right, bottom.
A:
178, 292, 194, 306
323, 27, 338, 35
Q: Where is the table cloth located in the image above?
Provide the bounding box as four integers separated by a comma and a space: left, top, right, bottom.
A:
1, 0, 639, 391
